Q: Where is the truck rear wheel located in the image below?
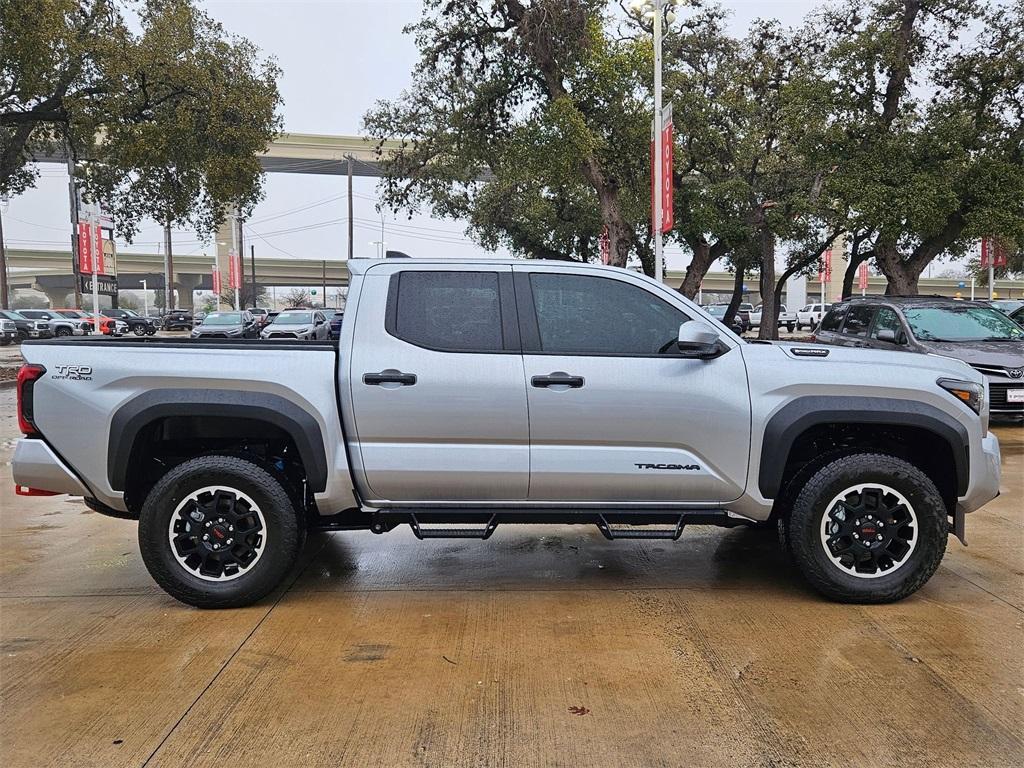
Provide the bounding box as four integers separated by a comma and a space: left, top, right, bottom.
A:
784, 453, 947, 603
138, 455, 305, 608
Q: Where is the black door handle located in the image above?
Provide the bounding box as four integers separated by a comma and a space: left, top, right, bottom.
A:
363, 371, 417, 386
531, 373, 584, 389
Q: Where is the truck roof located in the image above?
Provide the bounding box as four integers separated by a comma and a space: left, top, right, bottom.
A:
345, 257, 636, 275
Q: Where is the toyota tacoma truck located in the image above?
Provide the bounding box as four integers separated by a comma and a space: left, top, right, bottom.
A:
12, 259, 1002, 608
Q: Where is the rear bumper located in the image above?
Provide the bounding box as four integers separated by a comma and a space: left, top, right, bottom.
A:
12, 439, 91, 497
957, 432, 1001, 515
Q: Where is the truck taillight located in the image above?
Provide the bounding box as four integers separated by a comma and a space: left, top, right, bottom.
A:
16, 364, 46, 435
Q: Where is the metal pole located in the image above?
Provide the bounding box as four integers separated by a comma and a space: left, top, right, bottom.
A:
988, 263, 994, 301
237, 216, 245, 307
140, 280, 148, 318
67, 154, 82, 308
347, 155, 354, 260
231, 211, 240, 310
322, 259, 327, 307
653, 3, 664, 283
971, 277, 975, 301
163, 222, 174, 311
0, 204, 9, 309
91, 203, 100, 322
250, 244, 257, 308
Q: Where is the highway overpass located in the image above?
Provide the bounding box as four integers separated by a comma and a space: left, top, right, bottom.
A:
8, 246, 1021, 309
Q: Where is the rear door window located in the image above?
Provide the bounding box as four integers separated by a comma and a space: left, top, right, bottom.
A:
841, 305, 876, 337
386, 271, 507, 352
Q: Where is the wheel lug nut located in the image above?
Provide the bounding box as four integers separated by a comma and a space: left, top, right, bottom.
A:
228, 525, 234, 531
853, 533, 859, 539
226, 538, 233, 546
876, 534, 883, 541
213, 543, 220, 550
205, 521, 212, 528
202, 534, 210, 541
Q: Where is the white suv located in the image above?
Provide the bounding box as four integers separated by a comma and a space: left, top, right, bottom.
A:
797, 303, 830, 331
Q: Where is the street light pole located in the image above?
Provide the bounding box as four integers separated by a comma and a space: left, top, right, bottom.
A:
139, 280, 148, 318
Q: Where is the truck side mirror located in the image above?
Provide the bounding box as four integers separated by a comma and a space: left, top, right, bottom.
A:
677, 322, 725, 359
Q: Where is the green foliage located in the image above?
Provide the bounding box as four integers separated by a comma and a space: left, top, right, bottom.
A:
0, 0, 282, 240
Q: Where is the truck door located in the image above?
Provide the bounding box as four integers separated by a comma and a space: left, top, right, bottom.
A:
514, 266, 751, 503
348, 264, 529, 502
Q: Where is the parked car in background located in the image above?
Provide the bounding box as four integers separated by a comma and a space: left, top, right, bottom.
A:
190, 310, 260, 339
161, 310, 193, 331
702, 304, 748, 335
797, 303, 831, 331
1, 318, 16, 345
328, 311, 345, 339
260, 309, 330, 340
0, 310, 54, 341
88, 313, 126, 336
17, 309, 89, 337
814, 296, 1024, 421
102, 308, 158, 336
192, 312, 206, 327
1010, 306, 1024, 327
749, 303, 797, 332
52, 309, 101, 336
987, 299, 1024, 316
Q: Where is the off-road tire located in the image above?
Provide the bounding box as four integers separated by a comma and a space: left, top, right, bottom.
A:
133, 324, 147, 336
138, 455, 305, 608
54, 326, 72, 337
785, 453, 947, 603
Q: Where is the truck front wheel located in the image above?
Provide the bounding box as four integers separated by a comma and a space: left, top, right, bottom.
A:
784, 453, 947, 603
138, 455, 305, 608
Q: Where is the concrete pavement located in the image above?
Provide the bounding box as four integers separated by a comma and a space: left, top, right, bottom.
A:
0, 386, 1021, 767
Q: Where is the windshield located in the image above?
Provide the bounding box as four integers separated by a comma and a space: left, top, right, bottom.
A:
121, 309, 139, 317
0, 311, 24, 320
904, 306, 1024, 342
274, 311, 312, 324
704, 306, 726, 317
202, 312, 242, 325
56, 311, 82, 318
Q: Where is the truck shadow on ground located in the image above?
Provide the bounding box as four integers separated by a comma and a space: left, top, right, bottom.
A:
295, 524, 810, 597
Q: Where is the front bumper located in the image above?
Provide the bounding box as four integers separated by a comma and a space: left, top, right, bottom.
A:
956, 432, 1001, 516
2, 331, 15, 343
12, 439, 90, 497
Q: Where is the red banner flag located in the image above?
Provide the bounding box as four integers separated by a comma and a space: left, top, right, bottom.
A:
212, 263, 222, 295
650, 104, 673, 234
227, 251, 240, 290
78, 222, 93, 274
858, 261, 868, 291
93, 223, 105, 275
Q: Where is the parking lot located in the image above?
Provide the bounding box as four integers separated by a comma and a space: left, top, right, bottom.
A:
0, 380, 1021, 768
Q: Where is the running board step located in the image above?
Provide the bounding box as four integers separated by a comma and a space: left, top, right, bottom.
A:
596, 513, 685, 541
409, 513, 498, 540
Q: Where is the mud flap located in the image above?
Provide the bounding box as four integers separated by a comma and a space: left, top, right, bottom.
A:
951, 507, 967, 547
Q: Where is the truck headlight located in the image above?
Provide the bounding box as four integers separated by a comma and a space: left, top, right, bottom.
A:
937, 378, 984, 415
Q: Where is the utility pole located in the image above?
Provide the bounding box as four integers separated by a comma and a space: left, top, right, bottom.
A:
250, 244, 256, 308
139, 280, 149, 318
0, 202, 9, 309
67, 154, 83, 308
347, 155, 354, 260
237, 216, 245, 307
163, 222, 174, 311
230, 210, 240, 310
322, 259, 327, 307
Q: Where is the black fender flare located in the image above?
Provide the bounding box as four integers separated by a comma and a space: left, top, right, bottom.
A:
758, 396, 970, 499
107, 389, 329, 493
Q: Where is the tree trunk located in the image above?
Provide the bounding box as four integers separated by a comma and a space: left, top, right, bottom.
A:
723, 267, 744, 328
757, 229, 777, 340
876, 243, 920, 296
678, 238, 724, 299
163, 222, 175, 310
841, 250, 870, 299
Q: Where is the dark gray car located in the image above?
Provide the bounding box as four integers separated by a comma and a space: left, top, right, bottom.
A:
815, 297, 1024, 420
190, 310, 259, 339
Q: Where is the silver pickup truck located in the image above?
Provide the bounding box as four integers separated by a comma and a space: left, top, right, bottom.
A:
12, 259, 1001, 608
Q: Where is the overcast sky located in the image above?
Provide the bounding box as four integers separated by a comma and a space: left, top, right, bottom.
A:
4, 1, 831, 277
